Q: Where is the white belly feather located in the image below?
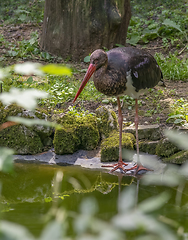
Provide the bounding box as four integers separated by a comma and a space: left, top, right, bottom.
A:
122, 70, 145, 99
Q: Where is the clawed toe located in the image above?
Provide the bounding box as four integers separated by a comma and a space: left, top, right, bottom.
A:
102, 160, 128, 173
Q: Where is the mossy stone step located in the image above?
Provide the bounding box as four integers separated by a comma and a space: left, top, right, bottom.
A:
0, 104, 52, 154
0, 125, 43, 154
163, 150, 188, 164
101, 131, 135, 162
156, 138, 179, 157
53, 113, 100, 154
124, 124, 162, 141
139, 140, 159, 155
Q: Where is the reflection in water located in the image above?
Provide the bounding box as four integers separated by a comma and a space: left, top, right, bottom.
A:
135, 179, 140, 206
116, 173, 140, 207
1, 163, 188, 237
118, 174, 123, 202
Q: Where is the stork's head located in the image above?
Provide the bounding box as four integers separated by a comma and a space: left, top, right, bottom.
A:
73, 49, 107, 103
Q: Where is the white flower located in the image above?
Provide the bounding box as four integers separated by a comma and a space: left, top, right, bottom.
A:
0, 88, 48, 110
14, 62, 43, 76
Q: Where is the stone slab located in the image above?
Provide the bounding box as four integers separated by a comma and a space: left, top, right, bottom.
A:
13, 149, 165, 174
123, 124, 162, 141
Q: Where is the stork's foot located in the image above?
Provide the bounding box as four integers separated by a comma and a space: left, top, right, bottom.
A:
102, 160, 128, 173
125, 164, 153, 174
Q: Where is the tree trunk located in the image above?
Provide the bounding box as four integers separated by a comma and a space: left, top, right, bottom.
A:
40, 0, 131, 61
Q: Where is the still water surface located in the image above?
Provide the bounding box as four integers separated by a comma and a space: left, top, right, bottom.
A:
1, 163, 188, 237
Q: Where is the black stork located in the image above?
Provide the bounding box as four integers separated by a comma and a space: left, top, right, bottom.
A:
73, 47, 163, 174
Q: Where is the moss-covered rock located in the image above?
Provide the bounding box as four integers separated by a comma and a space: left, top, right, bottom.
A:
53, 112, 100, 154
156, 138, 180, 157
76, 123, 99, 150
139, 140, 159, 155
96, 106, 118, 139
0, 103, 23, 124
20, 109, 53, 146
0, 125, 43, 154
101, 131, 135, 162
124, 124, 162, 141
0, 103, 53, 153
163, 150, 188, 164
54, 126, 80, 154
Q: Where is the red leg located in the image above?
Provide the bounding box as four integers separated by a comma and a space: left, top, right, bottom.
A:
102, 97, 128, 173
124, 99, 152, 174
135, 98, 140, 163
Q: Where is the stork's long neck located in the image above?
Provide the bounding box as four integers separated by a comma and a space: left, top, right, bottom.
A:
94, 63, 107, 81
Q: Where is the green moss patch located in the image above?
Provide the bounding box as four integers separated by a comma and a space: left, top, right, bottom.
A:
54, 127, 80, 154
101, 131, 135, 162
163, 150, 188, 164
156, 138, 179, 157
76, 123, 99, 151
0, 125, 43, 154
0, 103, 53, 153
53, 112, 100, 154
0, 103, 23, 124
139, 140, 159, 155
96, 106, 118, 139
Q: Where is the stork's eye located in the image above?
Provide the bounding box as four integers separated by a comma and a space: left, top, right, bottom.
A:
93, 59, 99, 65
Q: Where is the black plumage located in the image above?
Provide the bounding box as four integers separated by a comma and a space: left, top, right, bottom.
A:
92, 47, 163, 97
73, 47, 164, 174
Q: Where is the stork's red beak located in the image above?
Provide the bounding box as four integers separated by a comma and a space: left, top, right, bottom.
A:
73, 63, 96, 103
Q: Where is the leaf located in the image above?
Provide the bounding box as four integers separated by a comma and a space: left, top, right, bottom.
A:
166, 114, 184, 123
0, 147, 14, 173
136, 234, 163, 240
0, 88, 48, 110
80, 197, 98, 216
179, 161, 188, 177
0, 220, 34, 240
8, 116, 62, 130
126, 33, 140, 46
162, 19, 182, 32
141, 33, 158, 42
40, 221, 63, 240
41, 52, 51, 60
148, 23, 159, 30
8, 50, 18, 57
116, 44, 125, 48
0, 56, 5, 61
118, 186, 136, 213
102, 99, 110, 104
74, 215, 91, 234
18, 14, 27, 22
84, 55, 90, 63
113, 211, 177, 240
135, 154, 163, 171
0, 121, 17, 130
113, 211, 143, 231
165, 130, 188, 150
79, 69, 87, 73
26, 76, 33, 84
41, 64, 72, 76
29, 38, 36, 45
167, 114, 184, 119
174, 118, 184, 124
142, 28, 159, 34
142, 171, 180, 187
141, 28, 159, 41
138, 192, 170, 213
